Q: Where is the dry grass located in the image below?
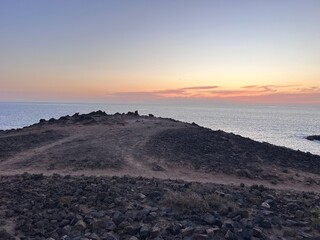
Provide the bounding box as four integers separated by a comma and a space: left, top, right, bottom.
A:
204, 193, 225, 208
163, 190, 209, 212
311, 207, 320, 230
163, 190, 239, 212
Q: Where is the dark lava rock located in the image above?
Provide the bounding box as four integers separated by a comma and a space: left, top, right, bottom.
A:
139, 225, 150, 238
181, 226, 194, 236
102, 232, 119, 240
152, 164, 165, 171
166, 223, 180, 235
194, 234, 210, 240
150, 226, 161, 238
0, 229, 14, 240
202, 213, 216, 225
147, 191, 162, 200
113, 210, 125, 225
124, 223, 141, 235
144, 127, 320, 176
0, 174, 320, 239
252, 227, 264, 238
306, 135, 320, 141
259, 219, 272, 229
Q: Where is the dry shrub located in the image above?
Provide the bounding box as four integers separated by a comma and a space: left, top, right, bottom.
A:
163, 190, 239, 212
204, 193, 225, 208
163, 190, 209, 212
311, 207, 320, 230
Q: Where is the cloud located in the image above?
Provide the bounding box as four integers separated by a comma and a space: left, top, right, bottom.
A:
179, 86, 220, 90
107, 85, 220, 99
242, 84, 298, 89
294, 86, 320, 93
154, 86, 220, 96
107, 84, 320, 104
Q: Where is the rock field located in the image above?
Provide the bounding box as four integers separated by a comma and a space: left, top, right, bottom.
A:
0, 174, 320, 240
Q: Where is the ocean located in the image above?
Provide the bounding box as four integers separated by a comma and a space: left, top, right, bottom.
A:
0, 102, 319, 155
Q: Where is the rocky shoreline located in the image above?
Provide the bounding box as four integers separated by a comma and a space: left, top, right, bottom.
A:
0, 174, 320, 240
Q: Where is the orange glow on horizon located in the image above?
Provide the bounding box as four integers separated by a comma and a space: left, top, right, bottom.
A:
103, 84, 320, 105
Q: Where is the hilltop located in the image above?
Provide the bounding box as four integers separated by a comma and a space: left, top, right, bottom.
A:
1, 111, 320, 239
0, 111, 319, 190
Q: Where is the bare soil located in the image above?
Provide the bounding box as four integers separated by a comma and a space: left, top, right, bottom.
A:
0, 111, 319, 192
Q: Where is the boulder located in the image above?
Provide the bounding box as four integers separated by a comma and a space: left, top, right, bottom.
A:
306, 135, 320, 141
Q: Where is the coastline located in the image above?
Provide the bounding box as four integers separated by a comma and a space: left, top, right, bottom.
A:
0, 111, 320, 239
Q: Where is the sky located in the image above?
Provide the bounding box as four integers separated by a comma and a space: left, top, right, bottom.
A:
0, 0, 320, 104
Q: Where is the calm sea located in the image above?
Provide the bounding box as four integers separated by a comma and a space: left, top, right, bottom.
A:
0, 102, 319, 155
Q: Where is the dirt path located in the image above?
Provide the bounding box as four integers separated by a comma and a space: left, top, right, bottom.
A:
1, 162, 319, 193
0, 135, 78, 169
1, 113, 319, 193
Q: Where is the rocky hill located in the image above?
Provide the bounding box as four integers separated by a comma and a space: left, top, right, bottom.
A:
0, 111, 320, 239
0, 111, 319, 188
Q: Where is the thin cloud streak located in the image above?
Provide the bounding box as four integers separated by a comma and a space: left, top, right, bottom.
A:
108, 85, 320, 104
107, 86, 220, 99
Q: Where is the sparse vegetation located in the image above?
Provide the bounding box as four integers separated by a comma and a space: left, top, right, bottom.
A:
311, 207, 320, 230
163, 190, 239, 212
204, 193, 225, 208
1, 174, 320, 239
163, 190, 209, 212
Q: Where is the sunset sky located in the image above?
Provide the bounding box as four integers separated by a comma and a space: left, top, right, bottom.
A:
1, 1, 320, 104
